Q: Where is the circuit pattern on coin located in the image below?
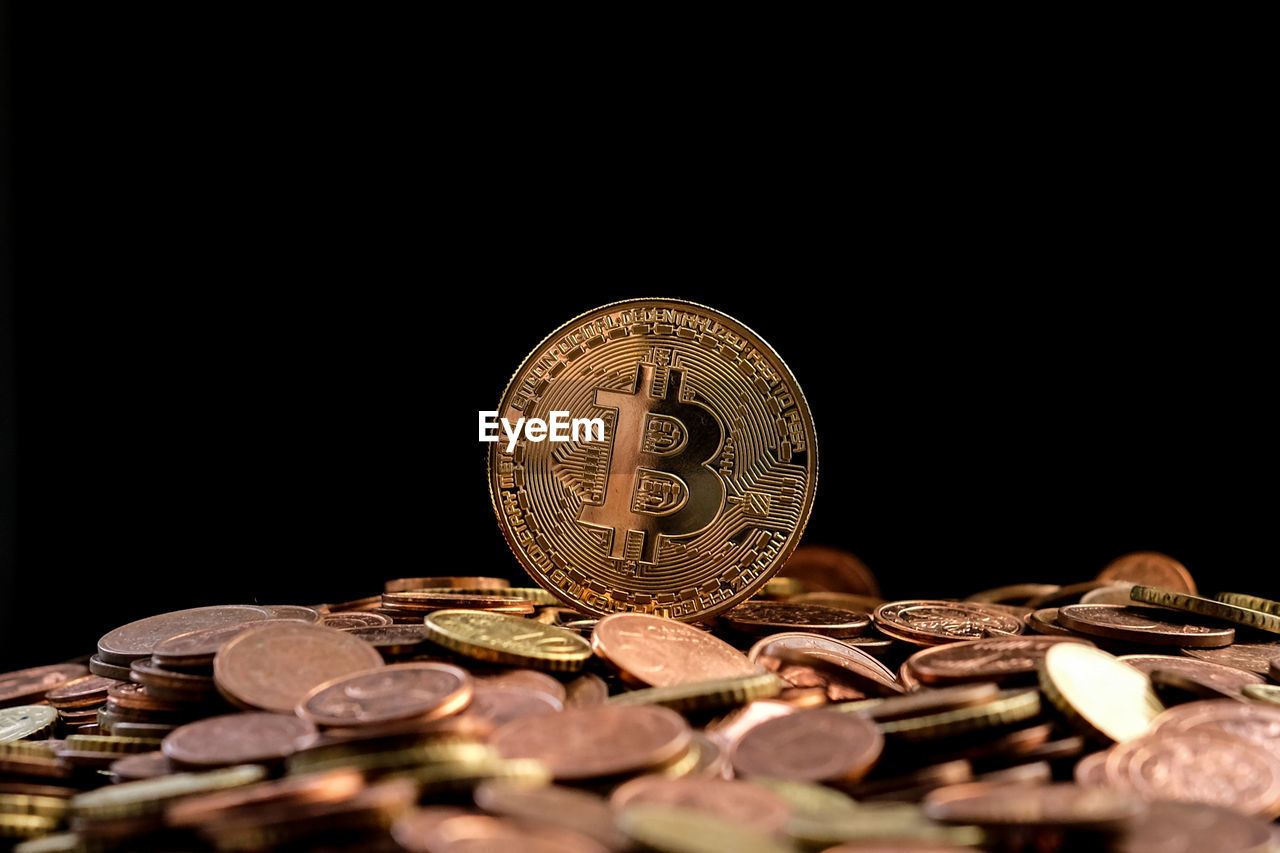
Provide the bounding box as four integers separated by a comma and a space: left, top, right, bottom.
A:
489, 300, 817, 621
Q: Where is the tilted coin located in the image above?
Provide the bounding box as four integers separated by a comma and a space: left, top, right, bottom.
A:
923, 781, 1146, 830
491, 704, 691, 781
748, 632, 901, 698
1039, 643, 1164, 742
1242, 684, 1280, 704
836, 682, 1001, 723
424, 610, 591, 672
474, 669, 566, 704
1098, 551, 1197, 594
0, 664, 89, 708
474, 781, 619, 848
1073, 750, 1109, 787
616, 803, 791, 853
70, 764, 267, 820
564, 672, 609, 706
151, 618, 305, 670
213, 622, 385, 713
381, 591, 536, 613
259, 605, 320, 622
611, 775, 792, 836
1024, 580, 1115, 609
1025, 607, 1079, 637
1115, 800, 1279, 853
489, 299, 817, 622
1150, 699, 1280, 765
0, 707, 58, 743
409, 814, 609, 853
875, 689, 1041, 742
87, 654, 133, 680
385, 577, 510, 593
109, 750, 177, 782
1118, 655, 1264, 701
1179, 641, 1280, 678
1081, 583, 1139, 605
608, 673, 783, 712
718, 601, 870, 638
1057, 604, 1234, 648
731, 707, 882, 783
776, 545, 881, 597
166, 766, 366, 827
462, 684, 562, 729
590, 613, 761, 687
320, 612, 395, 629
787, 801, 983, 849
965, 583, 1061, 605
298, 663, 472, 727
97, 605, 275, 665
873, 600, 1025, 646
411, 587, 561, 605
341, 625, 433, 656
162, 712, 318, 767
1215, 591, 1280, 616
1130, 585, 1280, 635
904, 636, 1092, 685
44, 675, 119, 709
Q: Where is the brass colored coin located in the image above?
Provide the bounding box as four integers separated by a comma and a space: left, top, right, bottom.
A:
873, 600, 1025, 646
1129, 586, 1280, 635
1058, 604, 1235, 648
876, 688, 1041, 742
491, 704, 691, 781
97, 605, 275, 665
608, 673, 783, 712
381, 591, 537, 613
748, 776, 859, 819
385, 577, 510, 593
166, 766, 366, 827
162, 712, 316, 767
836, 682, 1001, 723
0, 665, 90, 709
60, 734, 160, 755
1243, 683, 1280, 704
904, 636, 1092, 685
1118, 655, 1264, 701
213, 622, 385, 713
923, 781, 1145, 830
151, 618, 304, 669
490, 299, 817, 622
1039, 643, 1163, 742
617, 803, 792, 853
787, 801, 983, 849
718, 601, 870, 638
1098, 551, 1197, 594
732, 707, 883, 783
0, 793, 68, 819
590, 613, 761, 687
0, 707, 57, 743
611, 775, 792, 837
0, 814, 59, 839
88, 654, 133, 680
70, 764, 267, 820
410, 587, 561, 605
757, 576, 806, 599
298, 663, 472, 727
1216, 591, 1280, 616
424, 610, 591, 672
321, 612, 394, 629
777, 545, 880, 597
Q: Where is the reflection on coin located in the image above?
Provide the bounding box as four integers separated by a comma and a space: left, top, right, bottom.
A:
904, 636, 1092, 685
1098, 551, 1197, 594
1150, 700, 1280, 766
1039, 644, 1163, 742
162, 712, 316, 767
1058, 605, 1234, 648
719, 602, 870, 638
611, 775, 792, 836
748, 632, 900, 697
591, 613, 761, 687
731, 707, 882, 783
489, 300, 817, 622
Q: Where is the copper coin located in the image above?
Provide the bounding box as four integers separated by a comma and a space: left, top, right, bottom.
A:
1119, 655, 1264, 701
1074, 750, 1109, 787
106, 681, 188, 712
128, 660, 216, 701
151, 618, 304, 670
0, 664, 90, 708
491, 705, 691, 781
1024, 581, 1116, 609
590, 613, 762, 687
298, 663, 471, 727
719, 602, 871, 638
564, 673, 609, 706
321, 612, 395, 629
162, 711, 316, 767
462, 685, 562, 729
1105, 729, 1280, 817
1058, 605, 1234, 648
1116, 800, 1278, 853
1098, 551, 1197, 594
850, 682, 1002, 723
168, 767, 367, 827
474, 670, 566, 704
342, 625, 433, 656
777, 545, 881, 597
610, 775, 792, 836
474, 781, 618, 848
411, 814, 609, 853
325, 594, 383, 612
88, 654, 134, 680
1150, 700, 1280, 766
380, 591, 535, 612
43, 675, 118, 709
260, 605, 321, 623
110, 751, 177, 782
1025, 607, 1079, 637
385, 577, 510, 593
1181, 642, 1280, 678
748, 633, 901, 698
923, 781, 1145, 830
873, 601, 1025, 646
731, 707, 882, 783
97, 605, 275, 665
213, 622, 385, 713
966, 584, 1062, 605
904, 636, 1093, 685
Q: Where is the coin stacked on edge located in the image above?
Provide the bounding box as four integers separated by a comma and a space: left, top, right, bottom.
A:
0, 550, 1278, 851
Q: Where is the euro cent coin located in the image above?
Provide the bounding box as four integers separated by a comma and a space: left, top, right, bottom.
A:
488, 299, 817, 622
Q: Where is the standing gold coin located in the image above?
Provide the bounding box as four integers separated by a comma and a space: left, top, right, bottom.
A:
424, 610, 592, 673
489, 299, 817, 622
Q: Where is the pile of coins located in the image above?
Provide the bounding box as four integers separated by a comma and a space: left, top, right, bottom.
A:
1, 551, 1279, 851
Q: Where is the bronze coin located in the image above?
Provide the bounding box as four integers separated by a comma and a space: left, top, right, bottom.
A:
167, 767, 367, 828
1024, 581, 1116, 609
380, 591, 536, 612
731, 707, 883, 783
590, 613, 762, 687
1058, 605, 1234, 648
462, 685, 562, 729
97, 605, 275, 665
298, 663, 472, 727
1025, 607, 1079, 637
213, 622, 385, 714
491, 705, 691, 781
151, 618, 304, 670
748, 633, 902, 698
106, 681, 188, 713
1098, 551, 1197, 594
1116, 800, 1278, 853
320, 612, 394, 629
1150, 700, 1280, 766
384, 577, 510, 593
873, 601, 1025, 646
474, 781, 618, 848
1181, 642, 1280, 678
390, 808, 483, 853
610, 775, 792, 836
1119, 655, 1264, 701
128, 660, 216, 702
563, 673, 609, 706
1074, 750, 1109, 787
0, 664, 90, 708
109, 751, 177, 782
408, 814, 609, 853
45, 675, 120, 709
1105, 729, 1280, 817
965, 584, 1062, 605
474, 670, 566, 704
923, 781, 1145, 830
342, 625, 433, 656
260, 605, 321, 623
904, 636, 1093, 685
719, 602, 871, 638
162, 711, 317, 767
88, 654, 134, 680
849, 682, 1002, 723
776, 545, 881, 597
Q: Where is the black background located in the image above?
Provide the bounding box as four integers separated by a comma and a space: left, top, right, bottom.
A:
1, 11, 1273, 672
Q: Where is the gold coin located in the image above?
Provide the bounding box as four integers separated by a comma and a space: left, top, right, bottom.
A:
489, 299, 817, 622
1039, 643, 1163, 742
0, 794, 68, 819
70, 764, 267, 820
607, 673, 783, 712
1130, 585, 1280, 635
875, 688, 1041, 741
1243, 684, 1280, 705
0, 814, 59, 840
1216, 591, 1280, 616
410, 587, 561, 606
424, 610, 592, 672
0, 707, 57, 743
616, 803, 792, 853
12, 832, 81, 853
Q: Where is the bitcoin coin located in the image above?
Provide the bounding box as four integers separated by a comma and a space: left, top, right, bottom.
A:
488, 299, 817, 621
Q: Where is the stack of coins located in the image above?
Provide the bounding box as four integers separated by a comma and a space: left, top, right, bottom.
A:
0, 551, 1278, 851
